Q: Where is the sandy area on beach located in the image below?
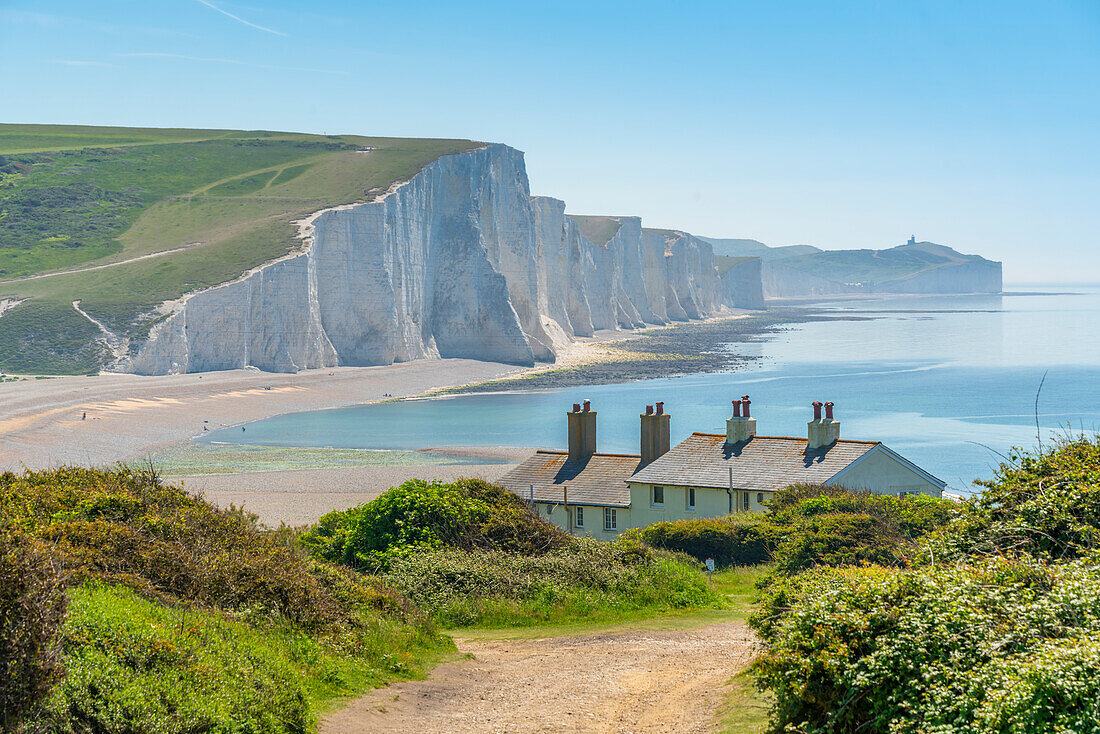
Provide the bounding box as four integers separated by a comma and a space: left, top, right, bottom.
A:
0, 359, 526, 470
172, 447, 535, 527
0, 316, 748, 524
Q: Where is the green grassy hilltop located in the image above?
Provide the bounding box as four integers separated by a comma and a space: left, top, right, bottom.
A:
0, 124, 479, 374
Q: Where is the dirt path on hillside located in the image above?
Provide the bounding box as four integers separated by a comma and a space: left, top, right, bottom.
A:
0, 244, 202, 285
321, 620, 756, 734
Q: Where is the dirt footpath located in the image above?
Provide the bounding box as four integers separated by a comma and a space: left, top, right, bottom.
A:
321, 620, 756, 734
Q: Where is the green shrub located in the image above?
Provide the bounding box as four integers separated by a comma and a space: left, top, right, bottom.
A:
751, 559, 1100, 733
303, 480, 719, 628
768, 483, 955, 537
0, 531, 67, 732
0, 465, 396, 631
928, 435, 1100, 562
384, 538, 718, 628
770, 512, 913, 574
751, 439, 1100, 733
300, 478, 568, 571
626, 516, 777, 567
1, 467, 450, 730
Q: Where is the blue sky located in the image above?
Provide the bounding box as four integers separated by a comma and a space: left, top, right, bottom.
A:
1, 0, 1097, 282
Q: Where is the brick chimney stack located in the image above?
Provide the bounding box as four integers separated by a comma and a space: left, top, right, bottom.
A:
725, 395, 757, 445
807, 400, 841, 450
567, 400, 597, 462
640, 401, 671, 468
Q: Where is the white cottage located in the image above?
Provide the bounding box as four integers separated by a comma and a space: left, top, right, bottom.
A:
499, 398, 945, 538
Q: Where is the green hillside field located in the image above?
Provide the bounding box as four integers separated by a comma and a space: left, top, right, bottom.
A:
0, 124, 480, 374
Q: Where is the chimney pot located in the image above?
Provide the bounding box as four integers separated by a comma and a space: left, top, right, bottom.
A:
573, 403, 581, 413
741, 395, 751, 419
655, 401, 664, 415
582, 399, 591, 412
732, 399, 741, 418
645, 404, 654, 415
808, 401, 840, 449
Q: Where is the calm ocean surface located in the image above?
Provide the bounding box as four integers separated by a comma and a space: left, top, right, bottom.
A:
200, 285, 1100, 494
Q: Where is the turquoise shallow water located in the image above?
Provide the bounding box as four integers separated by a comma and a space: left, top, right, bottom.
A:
200, 285, 1100, 494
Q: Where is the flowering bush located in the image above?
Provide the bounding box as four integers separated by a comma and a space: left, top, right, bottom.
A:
752, 437, 1100, 732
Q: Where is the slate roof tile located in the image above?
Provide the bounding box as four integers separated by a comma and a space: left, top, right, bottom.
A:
498, 451, 640, 508
628, 432, 878, 492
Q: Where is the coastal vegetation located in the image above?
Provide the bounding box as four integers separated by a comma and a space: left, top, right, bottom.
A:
2, 471, 720, 731
7, 438, 1095, 732
628, 484, 954, 573
0, 123, 478, 374
748, 436, 1100, 732
302, 478, 720, 628
0, 466, 449, 732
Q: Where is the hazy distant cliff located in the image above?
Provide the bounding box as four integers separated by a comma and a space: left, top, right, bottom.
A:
129, 145, 758, 374
706, 238, 1002, 299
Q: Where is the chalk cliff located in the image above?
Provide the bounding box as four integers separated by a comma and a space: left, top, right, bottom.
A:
128, 145, 759, 375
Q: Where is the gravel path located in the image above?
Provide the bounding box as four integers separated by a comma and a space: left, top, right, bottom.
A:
322, 620, 756, 734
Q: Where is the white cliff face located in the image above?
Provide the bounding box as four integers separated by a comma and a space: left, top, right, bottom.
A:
129, 144, 762, 375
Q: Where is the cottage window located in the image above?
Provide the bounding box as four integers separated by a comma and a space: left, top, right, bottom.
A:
652, 486, 664, 506
687, 487, 696, 510
757, 492, 764, 505
743, 491, 749, 511
604, 507, 617, 531
575, 506, 584, 528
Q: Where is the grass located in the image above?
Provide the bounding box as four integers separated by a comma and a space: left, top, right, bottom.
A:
716, 254, 760, 275
46, 582, 449, 732
0, 123, 481, 373
778, 245, 987, 285
1, 466, 454, 730
568, 214, 621, 246
717, 672, 773, 734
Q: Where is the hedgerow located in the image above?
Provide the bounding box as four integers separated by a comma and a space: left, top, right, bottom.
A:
628, 485, 953, 572
625, 516, 776, 567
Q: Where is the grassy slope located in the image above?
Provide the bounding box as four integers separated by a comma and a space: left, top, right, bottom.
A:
568, 214, 621, 246
774, 242, 993, 285
1, 466, 451, 730
0, 123, 480, 373
716, 254, 759, 276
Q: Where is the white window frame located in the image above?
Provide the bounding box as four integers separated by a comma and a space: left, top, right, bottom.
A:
575, 506, 584, 528
604, 507, 617, 531
652, 485, 664, 507
687, 487, 696, 510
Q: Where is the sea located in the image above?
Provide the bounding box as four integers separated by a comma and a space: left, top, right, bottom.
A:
198, 284, 1100, 494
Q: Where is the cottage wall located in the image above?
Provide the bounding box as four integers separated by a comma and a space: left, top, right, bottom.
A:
534, 501, 631, 540
825, 447, 942, 496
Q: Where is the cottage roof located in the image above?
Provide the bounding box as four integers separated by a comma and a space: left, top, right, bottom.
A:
498, 450, 641, 508
628, 432, 879, 492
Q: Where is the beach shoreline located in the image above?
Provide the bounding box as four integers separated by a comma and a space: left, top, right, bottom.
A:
0, 312, 787, 525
